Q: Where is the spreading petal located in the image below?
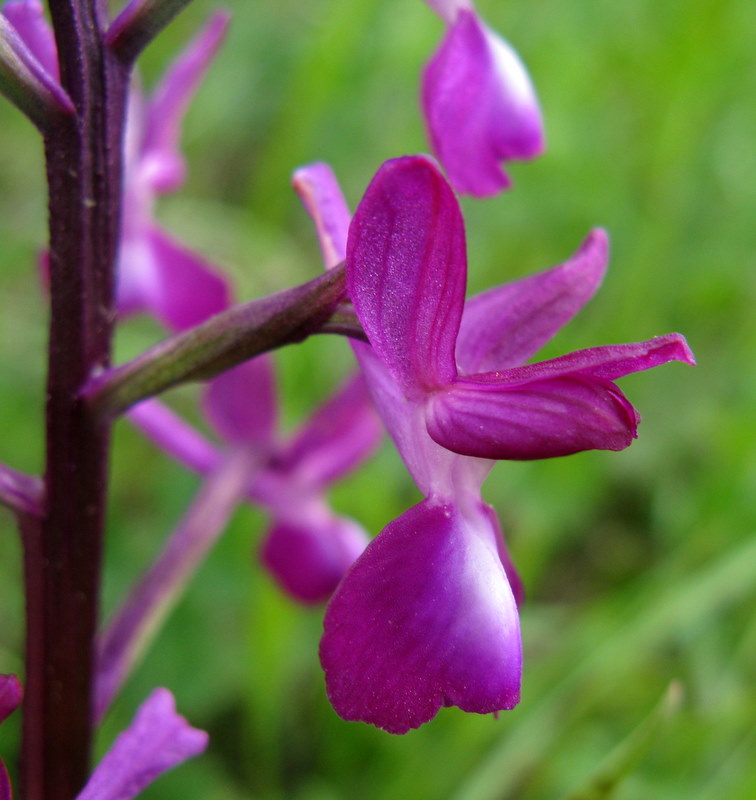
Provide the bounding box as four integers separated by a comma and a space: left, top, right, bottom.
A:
128, 399, 222, 475
203, 356, 277, 450
260, 513, 369, 605
118, 226, 231, 331
347, 155, 466, 395
76, 689, 207, 800
428, 335, 694, 460
321, 499, 521, 733
422, 8, 544, 196
140, 12, 229, 193
292, 162, 351, 268
0, 674, 21, 724
428, 374, 639, 460
279, 373, 382, 487
456, 230, 609, 373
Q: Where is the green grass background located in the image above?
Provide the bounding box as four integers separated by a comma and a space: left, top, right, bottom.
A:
0, 0, 754, 797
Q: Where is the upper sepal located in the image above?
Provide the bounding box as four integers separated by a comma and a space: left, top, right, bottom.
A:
346, 155, 466, 396
320, 499, 521, 733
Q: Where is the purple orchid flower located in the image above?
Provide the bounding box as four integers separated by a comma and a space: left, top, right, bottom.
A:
117, 11, 232, 330
0, 678, 206, 800
422, 0, 544, 196
129, 359, 382, 605
1, 1, 231, 331
294, 156, 693, 733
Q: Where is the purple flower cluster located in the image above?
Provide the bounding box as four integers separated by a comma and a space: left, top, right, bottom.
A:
0, 0, 694, 792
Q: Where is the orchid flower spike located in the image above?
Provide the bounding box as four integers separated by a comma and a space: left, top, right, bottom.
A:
129, 360, 382, 605
295, 156, 694, 733
422, 0, 544, 196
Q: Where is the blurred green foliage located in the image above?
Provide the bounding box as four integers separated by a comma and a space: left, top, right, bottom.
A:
1, 0, 754, 798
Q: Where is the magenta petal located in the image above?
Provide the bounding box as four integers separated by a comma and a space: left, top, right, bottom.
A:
76, 689, 207, 800
261, 514, 369, 605
0, 759, 11, 800
321, 499, 521, 733
0, 675, 22, 724
422, 9, 544, 197
141, 12, 229, 193
143, 226, 231, 331
128, 399, 222, 475
427, 374, 639, 460
456, 230, 609, 373
292, 162, 351, 269
2, 0, 59, 80
203, 356, 277, 449
347, 156, 466, 394
280, 373, 382, 487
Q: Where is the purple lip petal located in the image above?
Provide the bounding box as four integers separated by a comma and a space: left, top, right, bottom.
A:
422, 8, 544, 197
260, 514, 369, 605
76, 688, 208, 800
128, 399, 223, 475
482, 504, 524, 607
456, 229, 609, 373
141, 12, 230, 194
280, 373, 382, 487
2, 0, 58, 79
346, 155, 466, 395
0, 675, 22, 724
427, 374, 640, 460
0, 759, 11, 800
202, 356, 277, 450
292, 162, 351, 268
320, 499, 521, 734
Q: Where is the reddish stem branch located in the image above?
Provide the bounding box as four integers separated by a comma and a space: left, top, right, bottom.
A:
20, 1, 130, 798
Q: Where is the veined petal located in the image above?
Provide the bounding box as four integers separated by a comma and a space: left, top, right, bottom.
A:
140, 226, 231, 331
321, 499, 521, 733
422, 9, 544, 197
141, 12, 229, 194
429, 334, 694, 459
260, 513, 369, 605
2, 0, 57, 79
203, 356, 277, 450
280, 373, 382, 487
0, 674, 21, 724
77, 689, 207, 800
292, 162, 351, 268
456, 230, 609, 373
427, 374, 639, 460
347, 156, 466, 395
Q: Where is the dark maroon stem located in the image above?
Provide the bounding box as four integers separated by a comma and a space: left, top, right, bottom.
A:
20, 1, 130, 797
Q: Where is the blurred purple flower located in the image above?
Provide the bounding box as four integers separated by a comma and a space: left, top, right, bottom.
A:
1, 679, 202, 800
117, 11, 232, 330
422, 0, 544, 196
1, 1, 231, 330
76, 689, 207, 800
294, 156, 693, 732
130, 360, 381, 604
0, 674, 22, 800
